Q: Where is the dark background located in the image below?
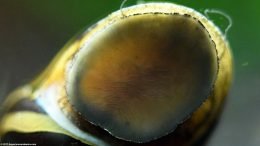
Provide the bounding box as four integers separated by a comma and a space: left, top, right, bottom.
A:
0, 0, 259, 146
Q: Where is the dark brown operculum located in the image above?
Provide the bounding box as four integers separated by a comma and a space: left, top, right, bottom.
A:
68, 13, 219, 143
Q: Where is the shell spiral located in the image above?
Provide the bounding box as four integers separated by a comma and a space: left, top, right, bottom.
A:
0, 2, 232, 146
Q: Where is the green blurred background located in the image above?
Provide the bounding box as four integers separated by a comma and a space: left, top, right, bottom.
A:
0, 0, 259, 146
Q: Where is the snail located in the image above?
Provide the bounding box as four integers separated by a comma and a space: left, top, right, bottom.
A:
0, 2, 232, 146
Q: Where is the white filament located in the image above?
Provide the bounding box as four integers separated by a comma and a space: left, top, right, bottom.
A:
204, 9, 233, 38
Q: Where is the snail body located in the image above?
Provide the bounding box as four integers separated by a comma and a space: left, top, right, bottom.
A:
0, 2, 232, 146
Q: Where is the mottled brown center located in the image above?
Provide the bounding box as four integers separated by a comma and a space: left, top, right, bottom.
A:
68, 14, 218, 142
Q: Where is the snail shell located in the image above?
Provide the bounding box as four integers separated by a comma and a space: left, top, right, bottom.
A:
0, 2, 232, 146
